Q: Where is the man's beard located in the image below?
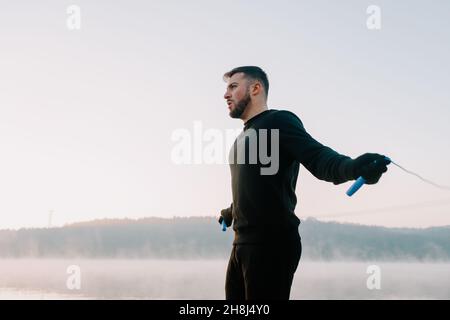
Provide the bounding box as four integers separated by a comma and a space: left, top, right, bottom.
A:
229, 91, 251, 119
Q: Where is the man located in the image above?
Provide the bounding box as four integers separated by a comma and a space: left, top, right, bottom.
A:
218, 66, 389, 300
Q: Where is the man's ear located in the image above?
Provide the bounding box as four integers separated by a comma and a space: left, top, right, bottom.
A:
250, 82, 262, 96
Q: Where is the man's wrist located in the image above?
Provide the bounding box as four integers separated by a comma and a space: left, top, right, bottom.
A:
341, 158, 357, 181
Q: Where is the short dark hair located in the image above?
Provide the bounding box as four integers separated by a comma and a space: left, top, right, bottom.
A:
223, 66, 269, 97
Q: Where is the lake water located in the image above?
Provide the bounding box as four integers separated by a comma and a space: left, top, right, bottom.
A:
0, 259, 449, 299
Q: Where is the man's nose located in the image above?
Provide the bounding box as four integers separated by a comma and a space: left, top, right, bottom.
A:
224, 91, 231, 99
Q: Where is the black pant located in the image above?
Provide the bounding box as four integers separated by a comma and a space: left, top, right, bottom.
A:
225, 233, 302, 300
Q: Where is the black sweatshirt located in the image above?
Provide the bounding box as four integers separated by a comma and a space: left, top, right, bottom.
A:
221, 109, 356, 244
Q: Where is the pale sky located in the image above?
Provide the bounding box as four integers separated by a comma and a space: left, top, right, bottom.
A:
1, 0, 449, 229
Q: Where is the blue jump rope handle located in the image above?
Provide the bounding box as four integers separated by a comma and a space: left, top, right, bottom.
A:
221, 220, 227, 232
346, 156, 391, 196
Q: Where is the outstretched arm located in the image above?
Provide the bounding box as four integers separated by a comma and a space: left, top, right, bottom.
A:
274, 111, 354, 184
274, 111, 388, 185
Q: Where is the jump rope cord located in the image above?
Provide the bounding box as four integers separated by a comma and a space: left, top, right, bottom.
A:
314, 159, 450, 218
390, 160, 450, 190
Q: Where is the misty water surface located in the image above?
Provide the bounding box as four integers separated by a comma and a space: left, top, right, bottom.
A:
0, 259, 449, 299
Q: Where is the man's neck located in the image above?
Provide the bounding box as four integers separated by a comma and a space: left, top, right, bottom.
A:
241, 104, 269, 123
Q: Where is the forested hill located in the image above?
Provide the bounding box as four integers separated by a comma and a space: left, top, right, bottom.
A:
0, 217, 448, 261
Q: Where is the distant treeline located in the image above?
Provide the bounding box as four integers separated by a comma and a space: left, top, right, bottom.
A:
0, 217, 448, 261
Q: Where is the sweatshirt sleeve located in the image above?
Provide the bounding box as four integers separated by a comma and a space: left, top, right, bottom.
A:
274, 110, 355, 185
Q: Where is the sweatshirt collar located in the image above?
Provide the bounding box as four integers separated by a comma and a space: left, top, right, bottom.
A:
243, 109, 271, 129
